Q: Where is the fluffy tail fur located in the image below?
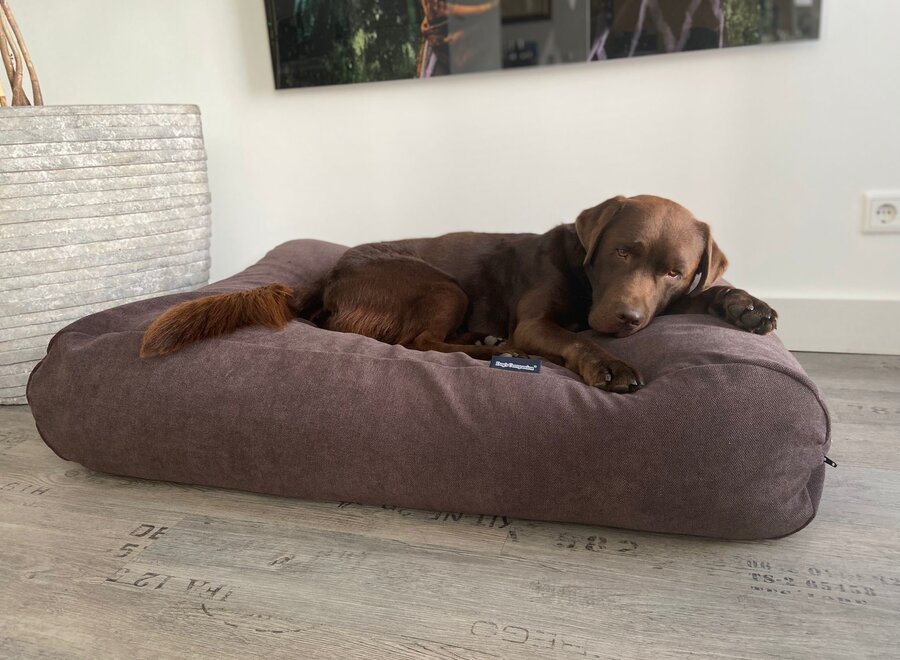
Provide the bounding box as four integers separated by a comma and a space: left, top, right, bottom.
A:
140, 283, 295, 358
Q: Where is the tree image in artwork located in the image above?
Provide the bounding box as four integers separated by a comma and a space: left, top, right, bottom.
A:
723, 0, 762, 46
269, 0, 423, 88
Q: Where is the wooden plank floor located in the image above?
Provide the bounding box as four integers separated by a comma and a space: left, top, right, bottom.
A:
1, 352, 898, 659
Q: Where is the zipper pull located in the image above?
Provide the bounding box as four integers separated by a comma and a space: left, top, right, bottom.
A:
824, 456, 837, 468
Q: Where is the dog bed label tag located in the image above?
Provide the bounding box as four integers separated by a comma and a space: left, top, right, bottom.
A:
490, 356, 542, 374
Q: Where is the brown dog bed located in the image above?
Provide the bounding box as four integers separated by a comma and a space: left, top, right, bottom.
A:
27, 240, 831, 539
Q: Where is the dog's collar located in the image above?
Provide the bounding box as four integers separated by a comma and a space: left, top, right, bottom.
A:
688, 271, 702, 294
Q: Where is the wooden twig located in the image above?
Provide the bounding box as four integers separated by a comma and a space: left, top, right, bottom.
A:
0, 10, 14, 80
0, 0, 40, 104
1, 7, 27, 104
0, 11, 17, 104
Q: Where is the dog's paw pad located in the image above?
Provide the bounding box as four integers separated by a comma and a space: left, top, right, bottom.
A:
722, 290, 778, 335
581, 358, 644, 394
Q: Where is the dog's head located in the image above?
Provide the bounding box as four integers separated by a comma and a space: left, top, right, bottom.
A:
575, 194, 728, 337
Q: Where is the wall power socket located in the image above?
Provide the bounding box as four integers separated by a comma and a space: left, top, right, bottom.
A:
863, 192, 900, 234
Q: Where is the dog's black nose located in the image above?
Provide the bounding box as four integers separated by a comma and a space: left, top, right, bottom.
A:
616, 309, 643, 327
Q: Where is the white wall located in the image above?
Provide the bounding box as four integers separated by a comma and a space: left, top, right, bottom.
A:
12, 0, 900, 353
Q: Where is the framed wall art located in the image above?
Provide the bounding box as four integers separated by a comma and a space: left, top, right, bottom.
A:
265, 0, 821, 89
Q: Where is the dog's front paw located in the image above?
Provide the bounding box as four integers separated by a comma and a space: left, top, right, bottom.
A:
499, 349, 531, 359
720, 289, 778, 335
578, 354, 643, 394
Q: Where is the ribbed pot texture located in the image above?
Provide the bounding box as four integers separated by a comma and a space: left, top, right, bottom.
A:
1, 104, 211, 404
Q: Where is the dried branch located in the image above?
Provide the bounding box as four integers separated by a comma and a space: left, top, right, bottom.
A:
0, 11, 17, 98
0, 12, 12, 73
2, 9, 27, 104
0, 0, 40, 104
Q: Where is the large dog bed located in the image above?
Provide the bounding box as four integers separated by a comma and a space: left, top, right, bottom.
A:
27, 240, 831, 539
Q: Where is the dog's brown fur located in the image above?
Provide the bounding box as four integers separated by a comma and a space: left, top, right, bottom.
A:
141, 195, 777, 393
140, 284, 294, 358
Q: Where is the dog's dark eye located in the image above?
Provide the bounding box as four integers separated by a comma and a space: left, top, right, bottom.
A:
665, 270, 682, 279
615, 248, 629, 258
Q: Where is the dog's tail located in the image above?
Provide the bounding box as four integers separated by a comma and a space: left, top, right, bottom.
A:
140, 283, 296, 358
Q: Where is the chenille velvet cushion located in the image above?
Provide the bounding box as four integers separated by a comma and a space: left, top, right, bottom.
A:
27, 240, 831, 540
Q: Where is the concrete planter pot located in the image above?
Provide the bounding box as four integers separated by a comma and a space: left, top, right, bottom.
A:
0, 104, 211, 404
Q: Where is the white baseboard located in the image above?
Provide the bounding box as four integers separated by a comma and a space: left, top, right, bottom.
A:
765, 298, 900, 355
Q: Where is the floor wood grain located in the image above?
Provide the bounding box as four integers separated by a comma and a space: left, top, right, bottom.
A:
1, 352, 898, 659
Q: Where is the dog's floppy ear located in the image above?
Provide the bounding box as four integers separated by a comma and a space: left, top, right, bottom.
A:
692, 221, 729, 294
575, 195, 627, 266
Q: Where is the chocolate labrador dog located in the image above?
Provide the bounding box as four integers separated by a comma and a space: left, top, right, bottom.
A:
140, 194, 777, 393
